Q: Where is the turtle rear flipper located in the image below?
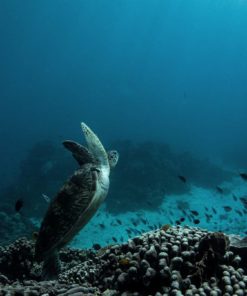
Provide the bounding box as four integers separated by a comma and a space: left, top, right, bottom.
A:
63, 140, 95, 166
41, 251, 60, 280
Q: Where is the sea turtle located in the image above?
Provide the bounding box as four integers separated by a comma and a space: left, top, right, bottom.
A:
34, 122, 119, 279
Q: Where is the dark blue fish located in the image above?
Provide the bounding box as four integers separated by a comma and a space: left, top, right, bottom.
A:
235, 209, 243, 217
191, 210, 199, 216
216, 186, 224, 194
212, 207, 217, 214
223, 206, 232, 212
240, 197, 247, 208
239, 173, 247, 181
126, 229, 131, 234
187, 215, 192, 222
178, 175, 187, 183
219, 214, 228, 220
99, 223, 105, 229
15, 199, 24, 212
181, 209, 187, 216
205, 213, 212, 223
132, 220, 138, 227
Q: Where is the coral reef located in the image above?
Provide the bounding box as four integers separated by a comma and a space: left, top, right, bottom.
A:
0, 238, 100, 295
0, 226, 246, 295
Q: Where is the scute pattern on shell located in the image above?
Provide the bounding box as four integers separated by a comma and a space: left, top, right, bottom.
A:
35, 164, 98, 261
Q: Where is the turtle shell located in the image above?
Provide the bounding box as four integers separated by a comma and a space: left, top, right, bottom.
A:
35, 163, 108, 261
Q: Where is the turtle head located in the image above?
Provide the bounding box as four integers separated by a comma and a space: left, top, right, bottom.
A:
107, 150, 119, 168
81, 122, 108, 166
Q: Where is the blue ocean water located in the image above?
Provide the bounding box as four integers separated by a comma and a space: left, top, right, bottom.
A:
0, 0, 247, 249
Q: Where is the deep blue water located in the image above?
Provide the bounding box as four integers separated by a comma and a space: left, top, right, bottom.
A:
0, 1, 247, 245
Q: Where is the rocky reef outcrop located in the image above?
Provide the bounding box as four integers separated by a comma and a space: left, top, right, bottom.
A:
0, 226, 246, 295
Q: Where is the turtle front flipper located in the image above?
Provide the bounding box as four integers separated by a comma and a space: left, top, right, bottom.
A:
63, 140, 95, 166
81, 122, 108, 167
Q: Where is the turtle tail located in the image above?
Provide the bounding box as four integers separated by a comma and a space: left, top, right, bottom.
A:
41, 251, 61, 280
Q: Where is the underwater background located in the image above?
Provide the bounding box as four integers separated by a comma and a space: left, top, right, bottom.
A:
0, 0, 247, 250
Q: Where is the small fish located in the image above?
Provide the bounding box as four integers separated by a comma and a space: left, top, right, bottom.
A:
112, 237, 117, 243
15, 199, 24, 212
92, 243, 101, 250
190, 210, 199, 216
131, 228, 139, 235
169, 210, 174, 216
126, 228, 132, 234
180, 217, 185, 222
235, 209, 243, 217
205, 213, 211, 223
187, 215, 192, 222
175, 220, 181, 225
232, 194, 238, 201
99, 223, 105, 229
216, 186, 224, 194
181, 209, 187, 216
178, 175, 186, 183
193, 219, 200, 225
240, 197, 247, 208
116, 219, 122, 225
219, 214, 228, 220
42, 193, 51, 203
223, 206, 232, 212
146, 201, 153, 206
239, 173, 247, 181
212, 207, 217, 214
140, 218, 147, 225
131, 220, 138, 227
